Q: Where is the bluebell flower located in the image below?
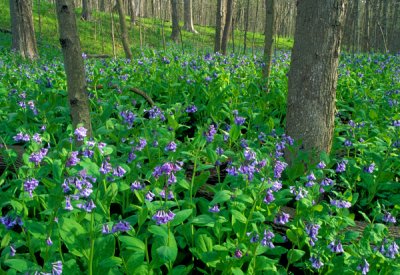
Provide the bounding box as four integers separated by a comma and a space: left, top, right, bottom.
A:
113, 166, 126, 177
261, 230, 275, 248
152, 210, 175, 225
274, 161, 287, 179
328, 240, 344, 253
274, 212, 290, 225
209, 205, 220, 213
46, 237, 53, 246
165, 141, 177, 152
205, 125, 217, 142
24, 178, 39, 197
32, 133, 42, 143
65, 196, 73, 211
310, 256, 324, 269
330, 199, 351, 209
9, 245, 16, 257
145, 191, 155, 201
102, 224, 111, 234
66, 151, 80, 167
99, 159, 112, 174
112, 221, 131, 233
363, 163, 375, 173
383, 212, 396, 224
335, 160, 348, 173
76, 199, 96, 212
52, 261, 63, 275
305, 223, 320, 246
130, 181, 143, 191
263, 189, 275, 204
317, 161, 326, 169
234, 116, 246, 126
357, 259, 369, 275
386, 241, 399, 258
185, 105, 197, 113
234, 249, 243, 258
216, 147, 224, 155
74, 126, 87, 141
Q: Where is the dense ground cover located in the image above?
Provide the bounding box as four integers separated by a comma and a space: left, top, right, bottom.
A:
0, 48, 399, 274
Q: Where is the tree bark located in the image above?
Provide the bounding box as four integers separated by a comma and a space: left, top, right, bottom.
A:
221, 0, 234, 55
262, 0, 275, 83
183, 0, 197, 33
170, 0, 179, 42
242, 0, 250, 54
116, 0, 133, 59
81, 0, 91, 20
56, 0, 92, 138
128, 0, 136, 23
214, 0, 224, 53
286, 0, 347, 159
99, 0, 105, 12
9, 0, 39, 60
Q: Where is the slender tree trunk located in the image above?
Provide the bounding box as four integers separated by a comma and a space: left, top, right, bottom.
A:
363, 0, 370, 51
81, 0, 91, 21
128, 0, 136, 23
116, 0, 133, 59
286, 0, 348, 159
55, 0, 92, 138
170, 0, 180, 42
263, 0, 275, 83
214, 0, 224, 52
110, 7, 116, 58
183, 0, 197, 33
242, 0, 250, 54
100, 0, 105, 12
221, 0, 234, 55
9, 0, 39, 60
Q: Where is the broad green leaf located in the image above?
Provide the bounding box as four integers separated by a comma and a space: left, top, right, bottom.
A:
231, 209, 247, 223
191, 214, 215, 227
210, 190, 231, 205
119, 236, 145, 251
287, 249, 305, 264
170, 209, 193, 226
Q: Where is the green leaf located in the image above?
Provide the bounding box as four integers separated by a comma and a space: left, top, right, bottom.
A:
148, 225, 169, 238
195, 234, 213, 253
52, 159, 63, 184
231, 209, 247, 223
287, 249, 305, 264
191, 214, 215, 227
78, 158, 100, 178
254, 256, 277, 271
210, 190, 231, 205
119, 236, 145, 251
94, 235, 116, 273
4, 259, 36, 272
59, 217, 88, 257
156, 246, 178, 262
178, 179, 190, 190
170, 209, 193, 226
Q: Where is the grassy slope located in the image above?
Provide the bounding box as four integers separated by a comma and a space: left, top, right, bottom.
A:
0, 1, 293, 57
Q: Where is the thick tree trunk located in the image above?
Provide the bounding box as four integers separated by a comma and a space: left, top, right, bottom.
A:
286, 0, 347, 159
183, 0, 197, 33
81, 0, 91, 21
9, 0, 39, 60
262, 0, 275, 83
221, 0, 234, 55
56, 0, 92, 138
170, 0, 179, 42
214, 0, 224, 52
116, 0, 133, 59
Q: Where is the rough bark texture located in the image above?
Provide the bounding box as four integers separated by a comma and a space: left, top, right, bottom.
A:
214, 0, 224, 52
170, 0, 180, 42
9, 0, 39, 60
221, 0, 234, 55
128, 0, 136, 23
262, 0, 275, 82
81, 0, 91, 21
56, 0, 92, 138
183, 0, 197, 33
286, 0, 347, 158
116, 0, 133, 59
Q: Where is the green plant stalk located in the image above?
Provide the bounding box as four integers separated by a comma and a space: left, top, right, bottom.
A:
88, 211, 95, 275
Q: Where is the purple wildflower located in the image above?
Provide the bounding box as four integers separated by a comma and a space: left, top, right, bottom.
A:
185, 105, 197, 113
24, 178, 39, 197
145, 191, 155, 201
240, 139, 248, 148
344, 140, 353, 147
52, 261, 63, 275
152, 210, 175, 225
335, 160, 348, 173
320, 177, 334, 187
357, 259, 369, 275
66, 151, 80, 167
209, 205, 220, 213
310, 256, 324, 269
13, 132, 29, 142
135, 138, 147, 151
305, 223, 320, 246
383, 212, 396, 224
364, 163, 375, 173
216, 147, 224, 155
274, 161, 288, 179
386, 241, 399, 258
76, 199, 96, 212
113, 166, 126, 177
234, 249, 243, 258
112, 221, 131, 233
263, 189, 275, 204
165, 141, 177, 152
234, 116, 246, 126
261, 230, 275, 248
392, 120, 400, 127
330, 199, 351, 209
270, 180, 282, 191
130, 181, 143, 191
226, 166, 238, 176
290, 186, 308, 200
274, 212, 290, 225
99, 160, 112, 174
65, 196, 73, 211
317, 161, 326, 169
29, 148, 48, 166
10, 245, 16, 257
328, 240, 344, 253
46, 237, 53, 246
74, 126, 87, 141
205, 125, 217, 142
120, 110, 136, 128
32, 133, 42, 143
102, 224, 111, 234
244, 148, 256, 161
160, 190, 174, 200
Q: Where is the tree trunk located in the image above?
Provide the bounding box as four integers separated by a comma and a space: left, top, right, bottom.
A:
242, 0, 250, 54
81, 0, 91, 20
116, 0, 133, 59
263, 0, 275, 83
100, 0, 105, 12
286, 0, 347, 159
9, 0, 39, 60
183, 0, 197, 33
214, 0, 224, 53
221, 0, 234, 55
55, 0, 92, 138
128, 0, 136, 23
170, 0, 179, 42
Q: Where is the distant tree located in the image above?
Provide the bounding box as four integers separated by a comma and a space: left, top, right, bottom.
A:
262, 0, 276, 82
286, 0, 347, 159
214, 0, 224, 52
221, 0, 234, 55
242, 0, 250, 54
128, 0, 136, 24
100, 0, 105, 12
9, 0, 39, 60
81, 0, 91, 21
116, 0, 133, 59
170, 0, 180, 42
56, 0, 92, 138
183, 0, 197, 33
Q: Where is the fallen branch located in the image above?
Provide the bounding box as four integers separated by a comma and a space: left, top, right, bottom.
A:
95, 84, 154, 106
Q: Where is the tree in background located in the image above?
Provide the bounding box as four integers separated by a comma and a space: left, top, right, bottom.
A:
183, 0, 197, 33
221, 0, 233, 55
116, 0, 133, 59
286, 0, 347, 160
214, 0, 225, 53
262, 0, 276, 83
81, 0, 91, 21
56, 0, 92, 138
9, 0, 38, 60
170, 0, 180, 42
